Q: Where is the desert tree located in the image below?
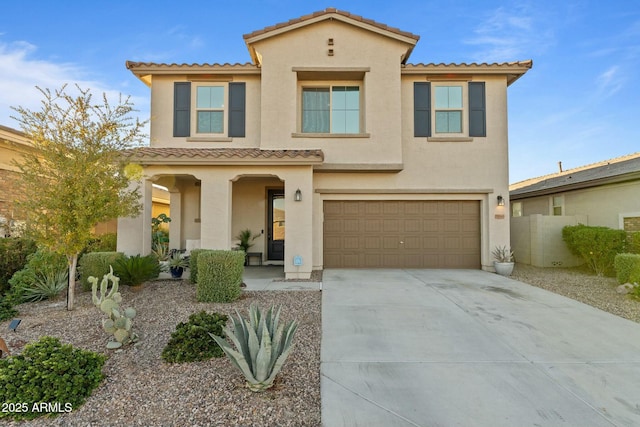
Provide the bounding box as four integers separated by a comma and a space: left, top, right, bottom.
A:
12, 84, 146, 310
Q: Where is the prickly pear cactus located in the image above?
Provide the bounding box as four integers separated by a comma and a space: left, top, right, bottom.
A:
90, 267, 138, 349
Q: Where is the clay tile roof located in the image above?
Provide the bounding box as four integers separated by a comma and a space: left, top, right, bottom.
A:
122, 147, 324, 164
243, 8, 420, 41
402, 61, 533, 85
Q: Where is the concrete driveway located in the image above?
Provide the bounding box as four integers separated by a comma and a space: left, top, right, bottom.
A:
321, 269, 640, 427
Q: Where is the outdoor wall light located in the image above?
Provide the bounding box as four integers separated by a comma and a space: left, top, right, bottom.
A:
497, 195, 505, 206
294, 189, 302, 202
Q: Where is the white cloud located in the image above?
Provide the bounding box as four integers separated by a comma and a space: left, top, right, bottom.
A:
0, 40, 149, 133
597, 65, 624, 97
464, 6, 554, 62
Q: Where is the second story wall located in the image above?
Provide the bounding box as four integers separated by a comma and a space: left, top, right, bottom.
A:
249, 19, 415, 167
149, 74, 262, 148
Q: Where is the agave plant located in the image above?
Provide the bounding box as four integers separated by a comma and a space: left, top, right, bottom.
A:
210, 304, 298, 392
22, 269, 68, 302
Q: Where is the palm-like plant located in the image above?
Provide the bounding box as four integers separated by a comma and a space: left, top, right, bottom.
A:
234, 229, 260, 253
210, 305, 298, 392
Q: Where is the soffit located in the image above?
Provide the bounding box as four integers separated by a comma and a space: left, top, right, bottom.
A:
403, 60, 533, 86
125, 62, 261, 87
122, 147, 324, 166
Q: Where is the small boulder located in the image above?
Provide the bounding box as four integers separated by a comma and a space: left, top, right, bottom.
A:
616, 283, 636, 294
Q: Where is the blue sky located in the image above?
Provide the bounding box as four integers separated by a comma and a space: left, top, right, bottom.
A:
1, 0, 638, 183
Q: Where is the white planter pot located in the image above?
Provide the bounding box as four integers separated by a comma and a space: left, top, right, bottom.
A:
494, 261, 514, 276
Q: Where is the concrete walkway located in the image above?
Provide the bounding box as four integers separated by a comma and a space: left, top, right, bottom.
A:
321, 269, 640, 427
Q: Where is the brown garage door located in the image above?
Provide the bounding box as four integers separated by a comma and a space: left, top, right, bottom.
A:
323, 200, 480, 268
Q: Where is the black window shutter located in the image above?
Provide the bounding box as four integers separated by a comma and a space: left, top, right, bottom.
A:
174, 82, 191, 137
468, 82, 486, 137
228, 82, 246, 138
414, 82, 431, 137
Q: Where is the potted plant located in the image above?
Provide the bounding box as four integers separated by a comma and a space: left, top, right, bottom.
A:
151, 242, 170, 272
234, 229, 260, 265
492, 245, 515, 276
168, 251, 189, 279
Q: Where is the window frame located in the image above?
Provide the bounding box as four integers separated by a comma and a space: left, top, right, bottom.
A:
192, 83, 228, 136
512, 201, 523, 218
298, 81, 364, 136
432, 82, 467, 136
551, 195, 564, 216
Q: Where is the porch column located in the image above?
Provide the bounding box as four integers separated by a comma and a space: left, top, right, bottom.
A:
168, 188, 182, 250
284, 167, 313, 279
199, 173, 232, 249
117, 178, 152, 256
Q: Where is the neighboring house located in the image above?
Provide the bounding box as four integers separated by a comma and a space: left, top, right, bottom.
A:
509, 152, 640, 267
0, 125, 168, 237
118, 8, 532, 279
0, 125, 33, 236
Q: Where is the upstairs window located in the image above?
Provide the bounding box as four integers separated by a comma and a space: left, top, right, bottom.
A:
414, 81, 486, 138
196, 86, 224, 134
434, 86, 462, 133
302, 86, 360, 134
173, 82, 245, 138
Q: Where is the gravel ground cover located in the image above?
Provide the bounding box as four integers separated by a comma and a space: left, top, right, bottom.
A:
1, 280, 321, 427
3, 264, 639, 426
511, 263, 640, 323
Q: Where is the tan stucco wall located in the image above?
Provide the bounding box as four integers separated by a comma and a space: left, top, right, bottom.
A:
251, 19, 407, 166
120, 15, 522, 275
149, 74, 262, 148
0, 127, 31, 221
518, 180, 640, 229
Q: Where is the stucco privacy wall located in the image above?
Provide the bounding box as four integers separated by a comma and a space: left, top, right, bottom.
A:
511, 214, 586, 267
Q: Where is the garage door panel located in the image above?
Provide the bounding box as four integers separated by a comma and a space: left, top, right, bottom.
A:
324, 200, 480, 269
383, 219, 400, 232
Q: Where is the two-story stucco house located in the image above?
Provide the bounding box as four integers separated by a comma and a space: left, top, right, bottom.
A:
118, 8, 531, 279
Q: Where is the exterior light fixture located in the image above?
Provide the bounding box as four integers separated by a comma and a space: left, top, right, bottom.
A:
294, 189, 302, 202
497, 195, 505, 206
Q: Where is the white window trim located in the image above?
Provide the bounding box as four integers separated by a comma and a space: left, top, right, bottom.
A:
297, 80, 365, 136
551, 195, 564, 216
512, 201, 523, 217
191, 82, 229, 137
432, 82, 467, 138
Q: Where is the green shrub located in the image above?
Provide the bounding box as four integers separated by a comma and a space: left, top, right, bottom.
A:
189, 249, 214, 284
627, 231, 640, 254
8, 249, 68, 301
84, 233, 118, 253
196, 250, 244, 302
0, 298, 18, 322
0, 336, 105, 421
614, 253, 640, 284
78, 252, 125, 291
562, 224, 627, 276
0, 238, 37, 295
162, 311, 228, 363
113, 254, 160, 286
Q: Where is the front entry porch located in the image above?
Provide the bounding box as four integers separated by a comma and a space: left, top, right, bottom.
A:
118, 153, 319, 280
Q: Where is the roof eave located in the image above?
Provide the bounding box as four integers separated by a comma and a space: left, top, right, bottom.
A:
510, 171, 640, 200
402, 60, 533, 85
